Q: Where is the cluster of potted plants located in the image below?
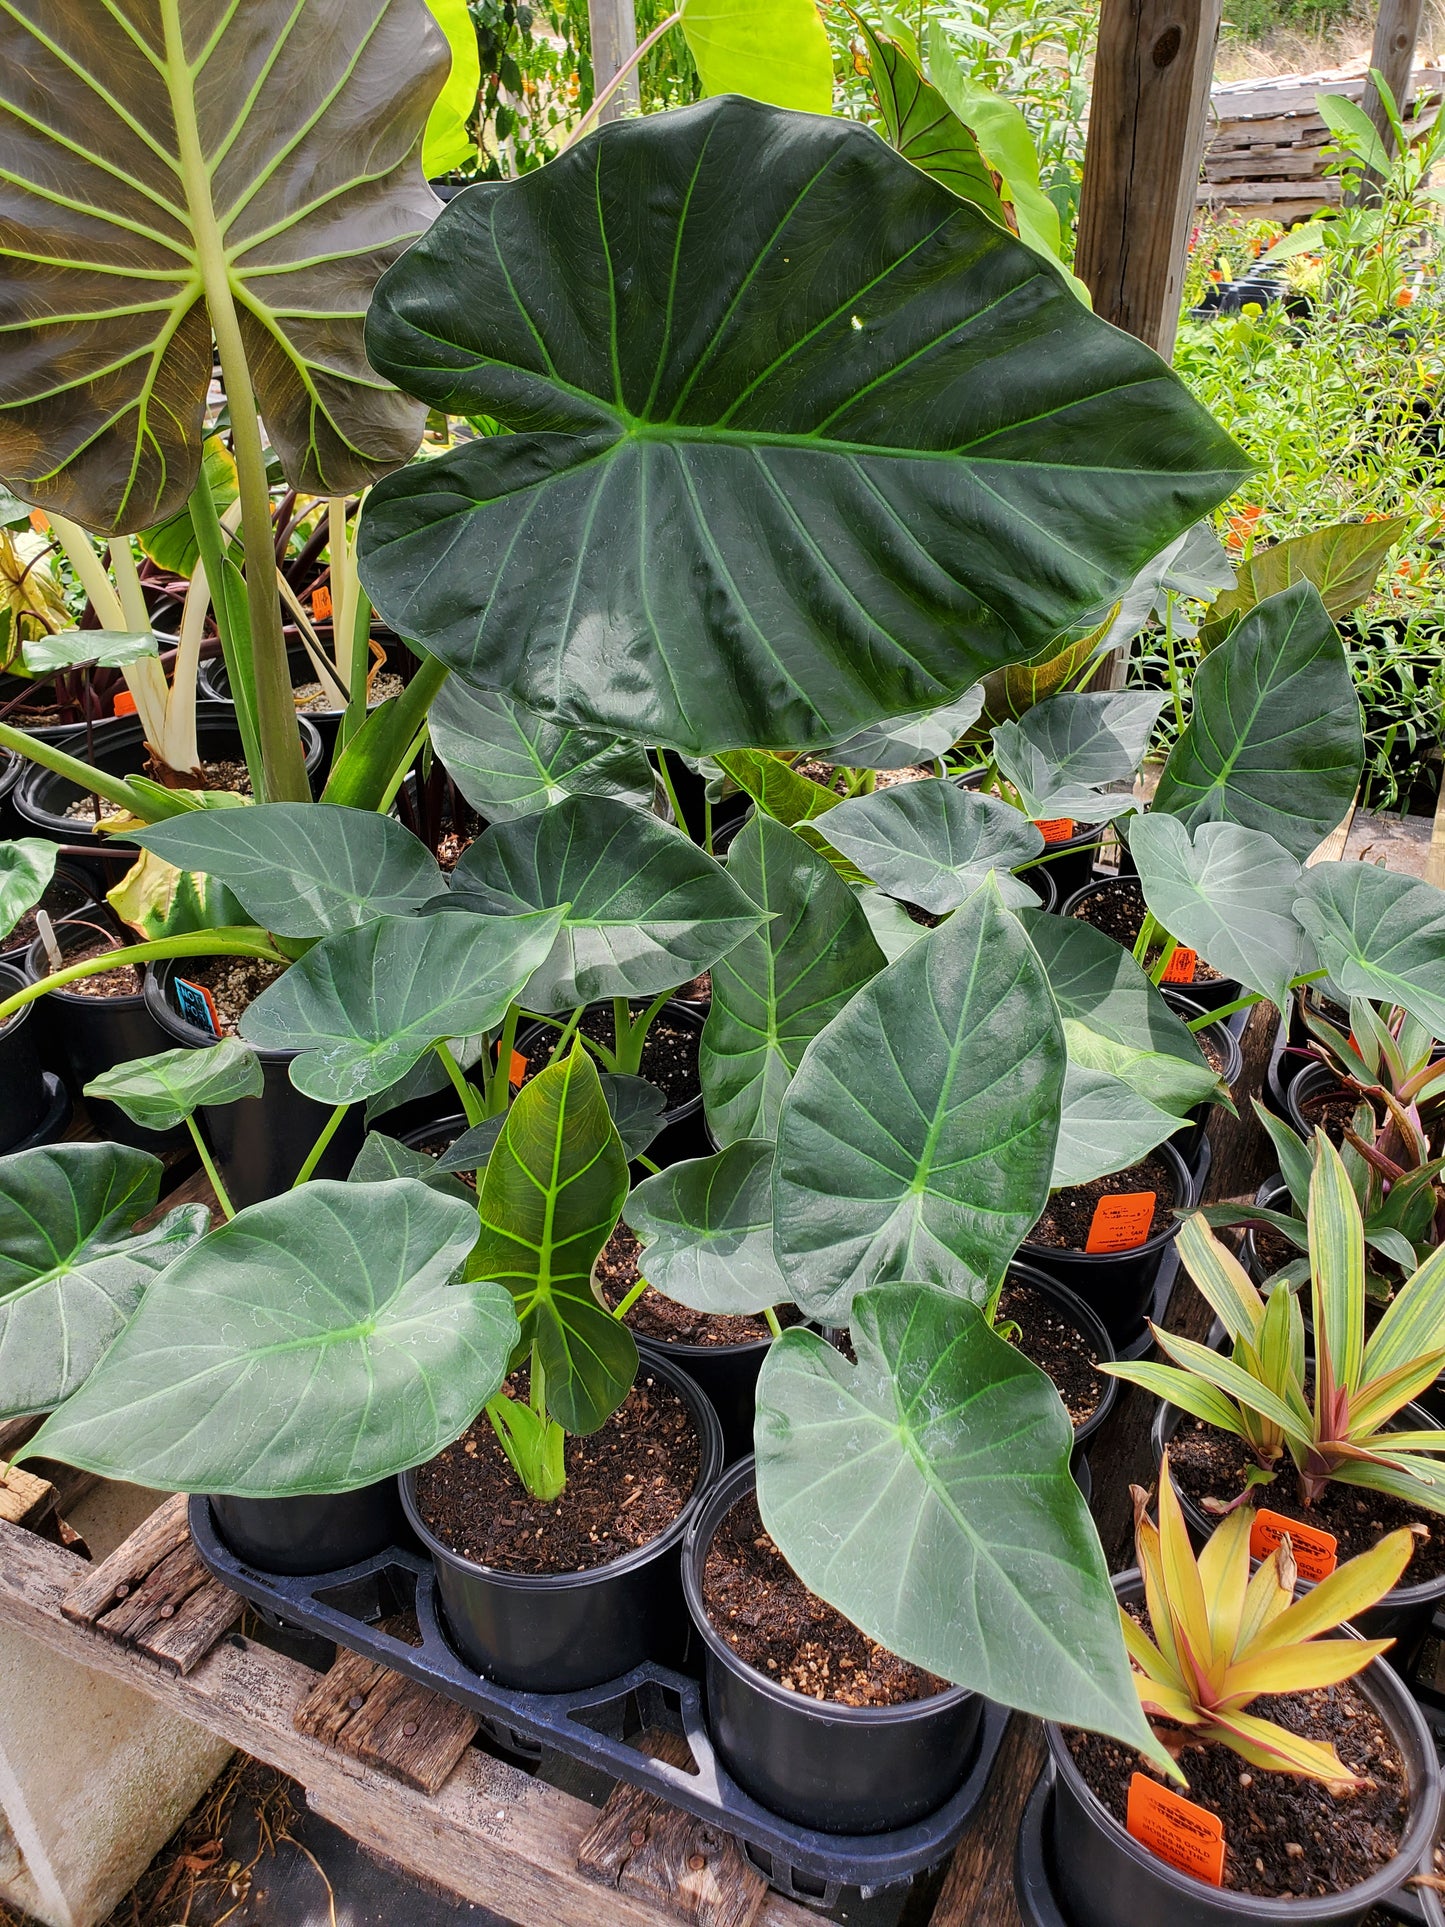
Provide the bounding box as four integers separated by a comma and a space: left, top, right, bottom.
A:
2, 4, 1445, 1918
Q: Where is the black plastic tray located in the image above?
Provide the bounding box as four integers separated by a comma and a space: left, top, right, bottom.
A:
190, 1497, 1010, 1905
1014, 1762, 1434, 1925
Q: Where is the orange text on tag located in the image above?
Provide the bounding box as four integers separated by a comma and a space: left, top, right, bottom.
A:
112, 691, 138, 718
1161, 947, 1198, 985
311, 585, 333, 621
1034, 818, 1075, 844
1085, 1192, 1156, 1254
1127, 1775, 1224, 1887
1250, 1508, 1337, 1583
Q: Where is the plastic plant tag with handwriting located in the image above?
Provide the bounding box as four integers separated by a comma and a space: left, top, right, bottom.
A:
1250, 1509, 1337, 1583
174, 979, 221, 1037
1161, 947, 1198, 985
1085, 1192, 1156, 1254
312, 585, 333, 621
1034, 818, 1076, 844
1127, 1774, 1225, 1885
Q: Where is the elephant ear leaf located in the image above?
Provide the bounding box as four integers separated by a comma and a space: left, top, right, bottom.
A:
359, 96, 1248, 755
991, 691, 1163, 821
430, 680, 655, 823
470, 1048, 636, 1435
773, 883, 1064, 1323
85, 1040, 265, 1132
680, 0, 833, 114
821, 780, 1043, 914
755, 1286, 1169, 1766
850, 12, 1010, 224
0, 0, 447, 532
0, 1143, 211, 1419
626, 1141, 786, 1316
0, 838, 56, 945
24, 1180, 510, 1495
1295, 864, 1445, 1039
1150, 583, 1363, 863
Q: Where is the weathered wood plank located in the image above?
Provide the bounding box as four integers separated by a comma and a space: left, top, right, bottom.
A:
926, 1717, 1046, 1927
60, 1491, 242, 1673
293, 1616, 481, 1796
577, 1728, 769, 1927
0, 1517, 815, 1927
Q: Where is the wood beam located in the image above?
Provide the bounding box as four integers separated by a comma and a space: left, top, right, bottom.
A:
1363, 0, 1427, 158
1076, 0, 1225, 355
589, 0, 640, 122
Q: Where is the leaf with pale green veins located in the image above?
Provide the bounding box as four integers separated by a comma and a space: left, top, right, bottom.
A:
819, 687, 986, 772
991, 691, 1164, 821
1018, 910, 1221, 1114
451, 797, 763, 1012
432, 1072, 665, 1172
430, 679, 656, 823
0, 0, 445, 533
1295, 864, 1445, 1040
1052, 1065, 1187, 1190
851, 12, 1010, 222
821, 780, 1042, 913
349, 1130, 474, 1198
0, 1143, 211, 1419
0, 838, 56, 946
1200, 517, 1410, 649
469, 1049, 635, 1435
1151, 583, 1363, 863
23, 1180, 512, 1495
755, 1285, 1169, 1764
680, 0, 834, 114
773, 883, 1064, 1322
1128, 814, 1314, 1012
240, 908, 566, 1102
626, 1141, 786, 1316
358, 96, 1248, 755
130, 806, 446, 939
701, 817, 885, 1147
22, 631, 159, 676
84, 1040, 265, 1132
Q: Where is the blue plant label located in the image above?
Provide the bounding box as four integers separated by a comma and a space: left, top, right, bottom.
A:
174, 978, 220, 1037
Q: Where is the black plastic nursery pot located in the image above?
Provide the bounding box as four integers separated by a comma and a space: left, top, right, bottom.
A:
1163, 991, 1243, 1177
1041, 1573, 1440, 1927
145, 960, 363, 1208
12, 704, 324, 893
209, 1481, 412, 1578
681, 1457, 983, 1835
0, 747, 18, 840
1007, 1261, 1119, 1455
1286, 1061, 1362, 1147
1152, 1401, 1445, 1673
23, 913, 180, 1149
633, 1329, 772, 1467
1017, 1140, 1196, 1351
0, 961, 54, 1153
1062, 876, 1243, 1015
198, 639, 406, 769
516, 997, 712, 1170
0, 859, 94, 971
399, 1354, 724, 1693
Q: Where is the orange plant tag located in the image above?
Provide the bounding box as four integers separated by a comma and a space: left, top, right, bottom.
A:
509, 1048, 528, 1087
112, 691, 138, 718
1161, 947, 1198, 985
311, 585, 333, 621
1249, 1508, 1337, 1582
1034, 818, 1076, 844
1127, 1775, 1224, 1886
27, 508, 49, 535
1085, 1192, 1156, 1254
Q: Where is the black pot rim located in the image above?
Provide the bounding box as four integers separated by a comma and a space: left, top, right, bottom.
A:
23, 911, 146, 1009
198, 644, 387, 720
144, 957, 297, 1064
1019, 1137, 1197, 1268
1285, 1060, 1357, 1143
1152, 1398, 1445, 1611
515, 995, 705, 1127
1043, 1569, 1441, 1918
398, 1351, 723, 1593
681, 1455, 974, 1724
1006, 1259, 1119, 1447
1060, 875, 1242, 997
0, 958, 32, 1041
1161, 990, 1245, 1090
0, 860, 97, 969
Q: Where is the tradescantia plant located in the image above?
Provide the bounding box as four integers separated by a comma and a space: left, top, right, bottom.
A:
357, 94, 1247, 757
1111, 1134, 1445, 1515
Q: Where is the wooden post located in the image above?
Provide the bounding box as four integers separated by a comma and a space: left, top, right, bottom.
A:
1362, 0, 1426, 158
589, 0, 640, 122
1075, 0, 1225, 356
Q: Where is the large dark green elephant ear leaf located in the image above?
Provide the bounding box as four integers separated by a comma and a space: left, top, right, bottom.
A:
1150, 582, 1364, 863
0, 0, 446, 533
358, 96, 1249, 756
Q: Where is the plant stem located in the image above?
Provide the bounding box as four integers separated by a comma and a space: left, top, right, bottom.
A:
1162, 593, 1187, 736
188, 469, 263, 781
1188, 993, 1263, 1030
613, 1279, 649, 1321
159, 0, 307, 804
434, 1039, 485, 1126
653, 751, 689, 838
293, 1103, 349, 1186
562, 8, 681, 148
0, 720, 159, 815
0, 928, 287, 1023
614, 990, 670, 1076
186, 1115, 236, 1220
485, 1005, 522, 1116
763, 1306, 783, 1339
